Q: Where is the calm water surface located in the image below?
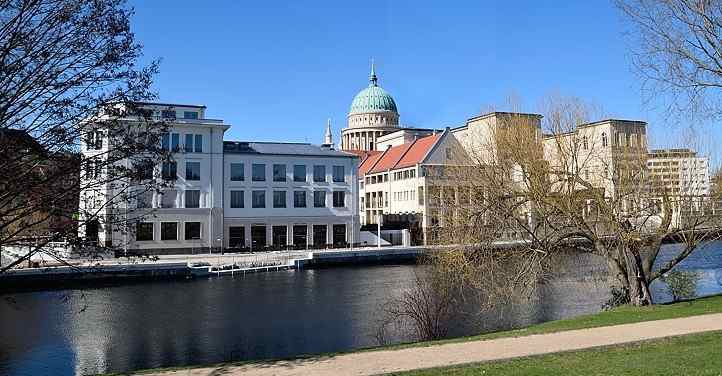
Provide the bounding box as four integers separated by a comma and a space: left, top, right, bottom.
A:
0, 242, 720, 376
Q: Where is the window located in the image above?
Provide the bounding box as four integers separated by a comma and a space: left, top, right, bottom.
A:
252, 164, 265, 181
602, 132, 608, 147
293, 225, 307, 246
136, 222, 154, 241
230, 163, 244, 181
252, 190, 265, 208
314, 191, 326, 207
333, 224, 346, 246
333, 166, 345, 182
161, 222, 178, 241
86, 158, 102, 179
161, 110, 176, 119
313, 225, 327, 246
313, 165, 326, 182
183, 111, 198, 119
162, 161, 177, 180
185, 190, 200, 208
194, 134, 202, 153
294, 191, 306, 208
229, 226, 245, 248
273, 191, 287, 208
161, 133, 170, 151
185, 222, 201, 240
294, 165, 306, 182
185, 134, 194, 152
230, 190, 244, 208
161, 190, 177, 208
273, 164, 287, 182
333, 191, 345, 207
583, 136, 588, 150
137, 190, 154, 208
171, 133, 180, 151
186, 161, 200, 181
272, 226, 287, 248
251, 225, 266, 247
86, 130, 103, 150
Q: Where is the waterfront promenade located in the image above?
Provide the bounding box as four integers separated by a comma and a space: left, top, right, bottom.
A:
144, 313, 722, 376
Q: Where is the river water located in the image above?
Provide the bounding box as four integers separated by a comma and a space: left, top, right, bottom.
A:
1, 241, 720, 376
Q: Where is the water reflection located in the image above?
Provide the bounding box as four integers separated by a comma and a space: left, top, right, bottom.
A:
0, 241, 719, 376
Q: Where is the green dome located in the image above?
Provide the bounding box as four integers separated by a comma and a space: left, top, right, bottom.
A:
349, 85, 398, 115
349, 64, 398, 115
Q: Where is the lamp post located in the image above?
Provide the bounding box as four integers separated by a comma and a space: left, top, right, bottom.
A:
377, 213, 382, 248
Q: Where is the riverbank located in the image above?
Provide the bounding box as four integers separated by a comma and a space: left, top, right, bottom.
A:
126, 295, 722, 376
0, 246, 424, 291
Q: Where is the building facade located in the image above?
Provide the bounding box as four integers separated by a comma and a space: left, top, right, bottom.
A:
543, 119, 649, 204
222, 141, 358, 250
80, 103, 359, 254
647, 148, 711, 198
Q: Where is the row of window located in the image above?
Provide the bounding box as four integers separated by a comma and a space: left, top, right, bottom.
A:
583, 132, 646, 149
228, 224, 347, 248
137, 190, 203, 209
162, 133, 203, 153
229, 190, 346, 208
136, 221, 201, 241
392, 169, 417, 181
230, 163, 346, 183
160, 110, 199, 120
137, 189, 346, 209
84, 131, 104, 150
393, 190, 417, 201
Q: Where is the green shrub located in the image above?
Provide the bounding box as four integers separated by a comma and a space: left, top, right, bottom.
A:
662, 270, 699, 302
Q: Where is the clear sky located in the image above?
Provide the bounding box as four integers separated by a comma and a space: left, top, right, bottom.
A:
130, 0, 720, 165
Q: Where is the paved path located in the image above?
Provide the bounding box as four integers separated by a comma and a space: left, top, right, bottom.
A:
144, 313, 722, 376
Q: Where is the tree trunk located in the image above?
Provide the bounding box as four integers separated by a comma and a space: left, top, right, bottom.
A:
622, 244, 653, 306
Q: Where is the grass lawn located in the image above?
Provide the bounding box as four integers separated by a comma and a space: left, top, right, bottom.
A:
371, 294, 722, 352
390, 330, 722, 376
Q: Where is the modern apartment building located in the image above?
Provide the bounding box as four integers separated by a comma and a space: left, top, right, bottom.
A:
647, 148, 710, 197
79, 103, 359, 254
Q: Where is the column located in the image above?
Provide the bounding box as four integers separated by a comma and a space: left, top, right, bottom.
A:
287, 224, 292, 248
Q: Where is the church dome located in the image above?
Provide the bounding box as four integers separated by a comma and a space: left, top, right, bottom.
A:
349, 64, 398, 115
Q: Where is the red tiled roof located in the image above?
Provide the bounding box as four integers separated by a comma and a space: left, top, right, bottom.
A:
396, 133, 442, 169
367, 133, 443, 174
358, 150, 384, 175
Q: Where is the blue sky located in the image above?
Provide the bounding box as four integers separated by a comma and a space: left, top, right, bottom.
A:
130, 0, 720, 164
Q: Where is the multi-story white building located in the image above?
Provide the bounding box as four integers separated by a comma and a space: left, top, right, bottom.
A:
80, 102, 359, 254
647, 148, 710, 197
222, 141, 358, 250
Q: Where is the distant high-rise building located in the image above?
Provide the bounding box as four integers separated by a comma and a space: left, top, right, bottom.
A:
647, 148, 710, 197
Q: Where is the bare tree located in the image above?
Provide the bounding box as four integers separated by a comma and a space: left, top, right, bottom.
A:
0, 0, 166, 272
617, 0, 722, 118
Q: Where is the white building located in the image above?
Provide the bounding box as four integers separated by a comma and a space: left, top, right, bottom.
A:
647, 148, 711, 198
222, 141, 359, 250
79, 102, 359, 254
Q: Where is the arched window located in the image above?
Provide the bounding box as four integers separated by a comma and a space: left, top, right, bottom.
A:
601, 132, 608, 147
